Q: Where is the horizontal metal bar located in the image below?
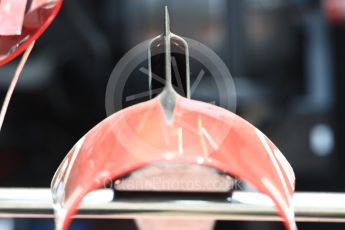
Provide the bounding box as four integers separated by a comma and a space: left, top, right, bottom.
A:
0, 188, 345, 222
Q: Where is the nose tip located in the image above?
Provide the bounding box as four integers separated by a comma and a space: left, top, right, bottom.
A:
148, 6, 190, 100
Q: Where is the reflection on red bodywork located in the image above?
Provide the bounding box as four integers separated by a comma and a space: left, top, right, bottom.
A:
324, 0, 345, 24
0, 0, 63, 66
51, 95, 297, 230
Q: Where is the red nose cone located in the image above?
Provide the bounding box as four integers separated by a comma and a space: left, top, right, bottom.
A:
0, 0, 63, 66
51, 95, 297, 230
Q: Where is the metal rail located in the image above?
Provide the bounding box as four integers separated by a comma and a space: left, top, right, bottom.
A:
0, 188, 345, 222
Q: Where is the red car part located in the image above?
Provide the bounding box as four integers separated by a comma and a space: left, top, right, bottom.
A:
0, 0, 62, 131
52, 95, 297, 230
51, 7, 297, 230
0, 0, 63, 66
324, 0, 345, 24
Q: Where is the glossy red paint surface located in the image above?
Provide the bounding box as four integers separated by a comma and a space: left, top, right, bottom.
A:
0, 0, 63, 66
51, 95, 297, 230
0, 0, 27, 36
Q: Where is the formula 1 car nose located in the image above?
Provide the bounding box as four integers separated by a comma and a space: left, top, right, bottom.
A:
51, 6, 297, 230
51, 94, 296, 230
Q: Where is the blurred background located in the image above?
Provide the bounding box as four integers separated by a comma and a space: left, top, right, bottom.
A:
0, 0, 345, 229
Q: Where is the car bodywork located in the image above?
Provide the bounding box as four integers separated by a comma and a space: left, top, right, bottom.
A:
51, 94, 297, 230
